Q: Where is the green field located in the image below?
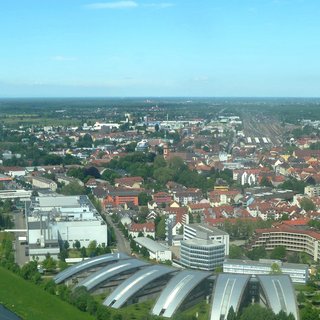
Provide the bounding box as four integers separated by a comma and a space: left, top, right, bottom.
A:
0, 267, 94, 320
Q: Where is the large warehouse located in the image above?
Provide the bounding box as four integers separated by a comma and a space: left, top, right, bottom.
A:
27, 195, 108, 261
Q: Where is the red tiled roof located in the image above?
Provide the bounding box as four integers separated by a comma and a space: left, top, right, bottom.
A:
129, 222, 155, 232
282, 218, 310, 226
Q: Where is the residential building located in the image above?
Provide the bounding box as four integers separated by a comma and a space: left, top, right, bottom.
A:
173, 189, 202, 205
103, 189, 139, 207
252, 226, 320, 261
115, 176, 143, 189
56, 174, 84, 186
2, 166, 26, 177
153, 192, 172, 206
305, 184, 320, 197
128, 222, 155, 239
32, 176, 58, 191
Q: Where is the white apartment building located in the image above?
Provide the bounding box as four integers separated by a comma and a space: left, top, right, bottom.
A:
253, 227, 320, 261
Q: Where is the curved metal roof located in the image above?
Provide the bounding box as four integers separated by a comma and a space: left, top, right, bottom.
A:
210, 274, 250, 320
152, 269, 210, 318
54, 253, 129, 284
75, 259, 149, 292
103, 265, 175, 309
257, 275, 299, 320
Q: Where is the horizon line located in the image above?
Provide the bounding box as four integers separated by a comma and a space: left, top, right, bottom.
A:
1, 96, 320, 99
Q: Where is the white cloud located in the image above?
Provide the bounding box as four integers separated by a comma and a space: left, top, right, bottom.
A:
85, 1, 138, 9
143, 3, 174, 8
51, 55, 77, 61
85, 1, 174, 10
193, 76, 209, 82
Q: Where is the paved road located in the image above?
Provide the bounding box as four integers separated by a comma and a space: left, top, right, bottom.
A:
13, 211, 28, 266
103, 212, 131, 255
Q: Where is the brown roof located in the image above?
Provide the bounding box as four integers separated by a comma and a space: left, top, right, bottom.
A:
129, 222, 155, 232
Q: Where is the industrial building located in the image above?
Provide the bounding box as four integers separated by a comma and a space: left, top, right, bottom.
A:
27, 195, 108, 261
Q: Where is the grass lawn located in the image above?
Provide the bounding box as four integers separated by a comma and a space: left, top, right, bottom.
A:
0, 267, 95, 320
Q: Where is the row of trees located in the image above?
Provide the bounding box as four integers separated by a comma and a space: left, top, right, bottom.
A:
226, 304, 296, 320
0, 199, 14, 229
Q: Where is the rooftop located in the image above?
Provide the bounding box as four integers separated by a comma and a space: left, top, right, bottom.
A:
186, 223, 229, 236
224, 259, 308, 270
182, 238, 224, 247
134, 237, 169, 253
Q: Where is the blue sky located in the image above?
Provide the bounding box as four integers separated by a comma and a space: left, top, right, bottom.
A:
0, 0, 319, 97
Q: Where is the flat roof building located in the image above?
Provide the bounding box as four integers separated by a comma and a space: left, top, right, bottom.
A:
253, 226, 320, 261
27, 195, 108, 261
180, 238, 225, 271
134, 237, 172, 262
223, 258, 309, 284
184, 223, 229, 255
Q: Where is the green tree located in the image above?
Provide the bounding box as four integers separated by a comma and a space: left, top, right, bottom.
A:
138, 192, 152, 206
270, 246, 286, 260
63, 240, 70, 250
229, 245, 243, 259
70, 286, 90, 312
153, 155, 167, 169
43, 154, 63, 165
77, 134, 93, 148
297, 291, 305, 304
300, 305, 320, 320
74, 240, 81, 250
260, 176, 273, 187
87, 240, 97, 257
300, 197, 316, 211
227, 306, 237, 320
153, 167, 174, 185
240, 304, 275, 320
156, 215, 166, 240
270, 262, 282, 274
20, 260, 38, 280
140, 246, 150, 258
42, 253, 57, 272
60, 181, 86, 195
101, 169, 120, 184
80, 246, 87, 258
247, 246, 267, 261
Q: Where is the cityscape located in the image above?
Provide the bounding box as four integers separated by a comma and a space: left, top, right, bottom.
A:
1, 0, 320, 319
1, 98, 320, 319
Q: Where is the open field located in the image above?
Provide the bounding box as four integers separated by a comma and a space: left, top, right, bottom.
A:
0, 267, 94, 320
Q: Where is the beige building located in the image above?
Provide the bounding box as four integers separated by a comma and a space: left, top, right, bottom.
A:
253, 226, 320, 261
32, 176, 57, 191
